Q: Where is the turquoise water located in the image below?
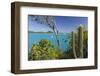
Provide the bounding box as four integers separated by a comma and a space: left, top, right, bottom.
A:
28, 32, 70, 52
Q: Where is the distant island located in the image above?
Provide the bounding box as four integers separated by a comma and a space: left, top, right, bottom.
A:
28, 31, 54, 33
28, 31, 71, 35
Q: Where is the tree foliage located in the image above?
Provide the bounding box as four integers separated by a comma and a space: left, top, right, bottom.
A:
28, 39, 62, 60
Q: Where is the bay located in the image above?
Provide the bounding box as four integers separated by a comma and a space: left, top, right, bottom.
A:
28, 32, 70, 52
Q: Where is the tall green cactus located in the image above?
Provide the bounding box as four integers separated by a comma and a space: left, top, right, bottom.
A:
78, 25, 83, 58
72, 31, 77, 58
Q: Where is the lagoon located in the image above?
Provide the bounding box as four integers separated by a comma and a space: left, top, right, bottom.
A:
28, 32, 70, 52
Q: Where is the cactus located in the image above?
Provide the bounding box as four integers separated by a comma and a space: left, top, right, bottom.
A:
72, 31, 77, 58
78, 25, 84, 58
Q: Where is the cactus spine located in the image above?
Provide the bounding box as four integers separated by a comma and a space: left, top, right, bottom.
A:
72, 31, 77, 58
78, 25, 83, 58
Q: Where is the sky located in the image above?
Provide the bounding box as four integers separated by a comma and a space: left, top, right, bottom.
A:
28, 15, 88, 33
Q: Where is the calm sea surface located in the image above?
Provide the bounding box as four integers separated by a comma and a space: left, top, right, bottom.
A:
28, 32, 70, 52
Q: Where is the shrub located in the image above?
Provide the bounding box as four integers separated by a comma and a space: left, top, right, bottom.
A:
29, 39, 62, 60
